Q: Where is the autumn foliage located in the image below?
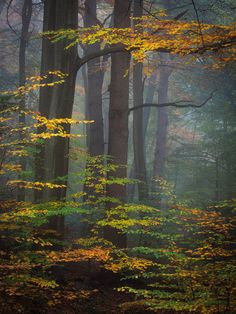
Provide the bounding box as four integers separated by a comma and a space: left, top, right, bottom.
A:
0, 5, 236, 313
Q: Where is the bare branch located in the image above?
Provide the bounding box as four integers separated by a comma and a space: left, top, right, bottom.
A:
191, 0, 204, 46
6, 0, 18, 36
77, 45, 168, 70
128, 91, 215, 114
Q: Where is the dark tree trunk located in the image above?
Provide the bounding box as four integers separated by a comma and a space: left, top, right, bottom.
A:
132, 0, 148, 201
104, 0, 131, 248
18, 0, 32, 201
84, 0, 104, 157
35, 0, 78, 233
81, 0, 105, 237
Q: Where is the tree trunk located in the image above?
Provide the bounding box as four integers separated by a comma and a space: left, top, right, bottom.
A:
18, 0, 32, 201
128, 70, 157, 200
153, 0, 174, 200
104, 0, 131, 248
153, 56, 172, 197
35, 0, 78, 233
84, 0, 104, 157
143, 71, 158, 140
132, 0, 148, 201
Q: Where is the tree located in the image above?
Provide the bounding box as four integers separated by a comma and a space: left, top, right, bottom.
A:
104, 0, 131, 248
83, 0, 104, 157
18, 0, 32, 201
153, 54, 172, 197
34, 0, 236, 233
35, 0, 78, 233
132, 0, 148, 201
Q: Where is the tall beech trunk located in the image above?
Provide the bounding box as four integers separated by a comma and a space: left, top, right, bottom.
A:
18, 0, 32, 201
153, 0, 173, 194
132, 0, 148, 201
84, 0, 104, 157
81, 0, 105, 237
35, 0, 78, 232
83, 0, 106, 200
153, 57, 172, 194
104, 0, 131, 248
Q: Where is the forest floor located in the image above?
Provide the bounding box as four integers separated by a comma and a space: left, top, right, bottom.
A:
37, 264, 188, 314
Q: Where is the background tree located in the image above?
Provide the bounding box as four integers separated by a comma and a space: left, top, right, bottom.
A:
132, 0, 148, 201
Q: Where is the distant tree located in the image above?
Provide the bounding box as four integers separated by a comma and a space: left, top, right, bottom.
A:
132, 0, 148, 201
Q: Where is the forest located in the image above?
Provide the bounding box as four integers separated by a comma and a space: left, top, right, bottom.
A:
0, 0, 236, 313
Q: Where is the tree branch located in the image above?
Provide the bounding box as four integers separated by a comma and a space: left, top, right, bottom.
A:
77, 45, 168, 70
6, 0, 18, 36
76, 34, 236, 72
191, 0, 204, 46
128, 91, 215, 114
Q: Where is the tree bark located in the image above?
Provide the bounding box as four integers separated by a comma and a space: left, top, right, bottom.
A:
35, 0, 78, 233
84, 0, 104, 157
104, 0, 131, 248
143, 71, 158, 140
18, 0, 32, 201
128, 70, 157, 201
153, 55, 172, 196
132, 0, 148, 201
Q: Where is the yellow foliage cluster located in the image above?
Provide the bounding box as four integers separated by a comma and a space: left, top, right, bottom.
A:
7, 180, 67, 190
47, 18, 236, 63
0, 163, 22, 175
0, 77, 94, 191
47, 246, 111, 263
106, 256, 155, 273
2, 71, 67, 97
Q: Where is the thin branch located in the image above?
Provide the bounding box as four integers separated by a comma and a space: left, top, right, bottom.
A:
128, 91, 215, 114
6, 0, 18, 36
191, 0, 204, 46
102, 13, 113, 26
77, 45, 168, 70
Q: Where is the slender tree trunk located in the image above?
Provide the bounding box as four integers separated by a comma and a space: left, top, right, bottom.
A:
104, 0, 131, 248
83, 0, 106, 198
84, 0, 104, 157
35, 0, 78, 233
132, 0, 148, 201
18, 0, 32, 201
80, 0, 105, 237
153, 56, 172, 196
152, 0, 174, 200
128, 70, 157, 200
143, 71, 158, 140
